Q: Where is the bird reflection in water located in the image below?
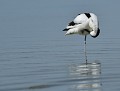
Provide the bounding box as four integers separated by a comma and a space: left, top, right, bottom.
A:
69, 61, 102, 91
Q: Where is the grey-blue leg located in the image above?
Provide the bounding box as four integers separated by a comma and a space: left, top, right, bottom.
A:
84, 35, 87, 64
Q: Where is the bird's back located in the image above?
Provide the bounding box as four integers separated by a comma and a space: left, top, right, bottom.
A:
74, 13, 88, 24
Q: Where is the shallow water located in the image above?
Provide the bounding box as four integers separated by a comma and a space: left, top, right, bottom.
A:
0, 0, 120, 91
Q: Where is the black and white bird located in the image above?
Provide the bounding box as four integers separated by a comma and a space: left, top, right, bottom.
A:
63, 13, 100, 64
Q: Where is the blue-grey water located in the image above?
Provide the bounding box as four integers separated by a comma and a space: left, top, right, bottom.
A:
0, 0, 120, 91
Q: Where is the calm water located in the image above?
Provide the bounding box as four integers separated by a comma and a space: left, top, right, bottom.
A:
0, 0, 120, 91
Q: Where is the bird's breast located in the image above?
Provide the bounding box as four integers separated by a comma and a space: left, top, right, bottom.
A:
78, 29, 90, 35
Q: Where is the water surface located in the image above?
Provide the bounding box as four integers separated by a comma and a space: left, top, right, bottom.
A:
0, 0, 120, 91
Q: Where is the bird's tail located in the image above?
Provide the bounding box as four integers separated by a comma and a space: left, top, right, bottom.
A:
63, 28, 69, 31
65, 28, 78, 35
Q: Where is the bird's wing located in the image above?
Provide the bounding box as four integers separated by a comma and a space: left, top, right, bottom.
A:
66, 13, 89, 29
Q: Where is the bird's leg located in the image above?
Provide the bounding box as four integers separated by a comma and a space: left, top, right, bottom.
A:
84, 35, 87, 65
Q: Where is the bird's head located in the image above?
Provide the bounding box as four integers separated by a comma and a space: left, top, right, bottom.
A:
90, 28, 100, 38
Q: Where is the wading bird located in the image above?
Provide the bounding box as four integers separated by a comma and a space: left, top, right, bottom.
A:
63, 13, 100, 64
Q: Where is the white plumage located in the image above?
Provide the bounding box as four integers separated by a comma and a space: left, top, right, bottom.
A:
63, 13, 100, 38
63, 13, 100, 64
